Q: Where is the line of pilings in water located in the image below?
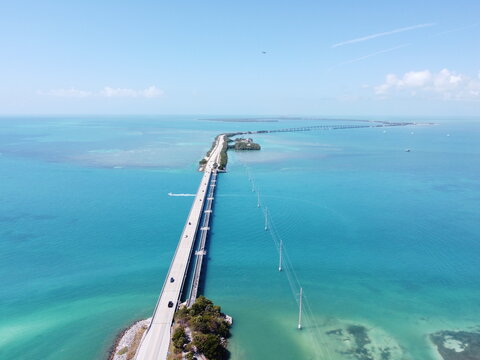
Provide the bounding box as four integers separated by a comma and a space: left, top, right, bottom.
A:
184, 121, 418, 304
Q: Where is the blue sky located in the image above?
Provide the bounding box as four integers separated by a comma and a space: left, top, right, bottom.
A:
1, 0, 479, 116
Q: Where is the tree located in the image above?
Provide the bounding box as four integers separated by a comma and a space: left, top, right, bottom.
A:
176, 306, 190, 324
178, 296, 230, 359
215, 319, 230, 339
191, 315, 211, 333
193, 333, 227, 360
172, 326, 189, 351
186, 352, 196, 360
190, 296, 215, 316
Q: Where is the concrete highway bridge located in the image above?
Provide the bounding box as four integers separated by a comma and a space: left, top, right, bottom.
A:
135, 136, 224, 360
134, 120, 419, 359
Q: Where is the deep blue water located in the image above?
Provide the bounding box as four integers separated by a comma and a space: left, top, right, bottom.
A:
0, 116, 479, 360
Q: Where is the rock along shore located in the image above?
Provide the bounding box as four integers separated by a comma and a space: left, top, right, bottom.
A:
109, 318, 152, 360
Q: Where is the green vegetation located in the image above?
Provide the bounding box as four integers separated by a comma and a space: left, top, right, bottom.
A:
200, 137, 220, 166
200, 133, 260, 171
193, 333, 227, 359
172, 326, 189, 351
236, 142, 260, 150
227, 138, 261, 151
235, 139, 261, 150
171, 296, 231, 360
206, 138, 217, 157
218, 137, 228, 170
117, 346, 128, 355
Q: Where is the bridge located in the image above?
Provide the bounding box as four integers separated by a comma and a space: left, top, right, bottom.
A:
134, 120, 420, 359
135, 135, 225, 360
187, 169, 217, 306
253, 121, 415, 134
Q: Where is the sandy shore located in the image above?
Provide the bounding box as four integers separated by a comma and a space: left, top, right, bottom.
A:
109, 318, 152, 360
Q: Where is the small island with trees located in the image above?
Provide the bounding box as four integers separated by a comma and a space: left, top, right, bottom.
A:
199, 134, 261, 172
168, 296, 232, 360
228, 137, 261, 151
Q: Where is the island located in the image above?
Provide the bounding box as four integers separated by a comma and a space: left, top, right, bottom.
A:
109, 297, 231, 360
199, 134, 261, 171
228, 137, 261, 151
168, 296, 232, 360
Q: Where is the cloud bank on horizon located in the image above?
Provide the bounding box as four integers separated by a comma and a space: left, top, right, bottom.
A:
40, 86, 164, 99
374, 69, 480, 100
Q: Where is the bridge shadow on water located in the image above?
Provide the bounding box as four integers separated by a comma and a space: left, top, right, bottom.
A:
182, 173, 218, 304
198, 229, 214, 297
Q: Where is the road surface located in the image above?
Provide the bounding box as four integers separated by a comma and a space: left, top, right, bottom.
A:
135, 135, 225, 360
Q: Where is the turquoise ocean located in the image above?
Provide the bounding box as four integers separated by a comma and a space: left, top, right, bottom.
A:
0, 116, 479, 360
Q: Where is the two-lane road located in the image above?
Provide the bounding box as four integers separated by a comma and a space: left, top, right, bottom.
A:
135, 135, 225, 360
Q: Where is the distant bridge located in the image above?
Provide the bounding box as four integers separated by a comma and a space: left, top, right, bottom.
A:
252, 121, 416, 134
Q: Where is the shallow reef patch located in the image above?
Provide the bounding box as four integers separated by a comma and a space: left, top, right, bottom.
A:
430, 330, 480, 360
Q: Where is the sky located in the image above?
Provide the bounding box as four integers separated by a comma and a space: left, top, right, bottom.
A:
1, 0, 479, 116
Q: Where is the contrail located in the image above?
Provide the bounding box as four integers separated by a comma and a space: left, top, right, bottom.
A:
432, 23, 478, 37
332, 23, 435, 48
336, 43, 410, 66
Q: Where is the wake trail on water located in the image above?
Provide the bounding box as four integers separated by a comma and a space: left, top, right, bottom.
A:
168, 193, 196, 197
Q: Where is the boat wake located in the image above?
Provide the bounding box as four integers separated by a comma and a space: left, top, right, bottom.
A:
168, 193, 195, 197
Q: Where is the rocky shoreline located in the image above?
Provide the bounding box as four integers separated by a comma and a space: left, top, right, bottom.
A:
108, 318, 152, 360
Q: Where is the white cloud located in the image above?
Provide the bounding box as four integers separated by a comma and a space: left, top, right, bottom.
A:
100, 86, 164, 98
41, 88, 93, 98
374, 69, 480, 100
100, 87, 138, 98
332, 23, 435, 48
41, 85, 164, 99
141, 86, 164, 98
